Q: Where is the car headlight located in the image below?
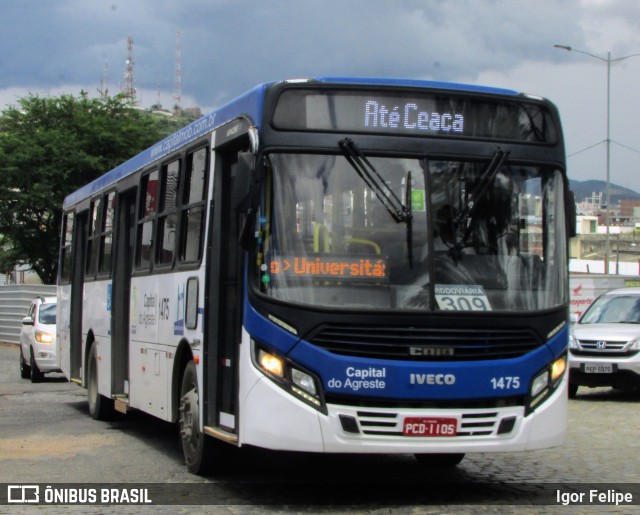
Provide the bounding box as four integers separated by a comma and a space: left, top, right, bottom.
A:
568, 333, 579, 349
35, 330, 54, 344
253, 342, 325, 412
527, 354, 567, 414
628, 337, 640, 351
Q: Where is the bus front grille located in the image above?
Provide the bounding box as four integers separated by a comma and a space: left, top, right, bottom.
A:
308, 325, 541, 361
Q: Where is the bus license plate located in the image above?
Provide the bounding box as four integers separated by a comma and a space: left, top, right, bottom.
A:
584, 363, 613, 374
403, 417, 457, 437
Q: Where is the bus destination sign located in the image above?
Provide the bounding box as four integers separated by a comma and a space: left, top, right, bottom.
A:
272, 88, 556, 143
364, 100, 464, 134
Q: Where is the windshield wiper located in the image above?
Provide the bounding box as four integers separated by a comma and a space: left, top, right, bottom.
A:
405, 169, 414, 268
449, 148, 509, 258
339, 138, 415, 267
339, 138, 412, 224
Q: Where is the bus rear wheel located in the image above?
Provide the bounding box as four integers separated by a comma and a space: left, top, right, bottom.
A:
414, 453, 465, 467
179, 361, 222, 475
87, 344, 114, 420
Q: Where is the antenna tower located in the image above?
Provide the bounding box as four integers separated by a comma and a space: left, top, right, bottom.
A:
123, 36, 136, 102
100, 60, 109, 98
173, 30, 182, 112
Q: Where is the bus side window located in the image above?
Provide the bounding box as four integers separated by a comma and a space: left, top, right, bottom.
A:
59, 211, 74, 284
98, 191, 116, 275
85, 197, 101, 278
136, 169, 159, 270
156, 159, 180, 266
179, 147, 207, 263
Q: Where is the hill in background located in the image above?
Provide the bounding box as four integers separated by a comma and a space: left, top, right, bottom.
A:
569, 179, 640, 205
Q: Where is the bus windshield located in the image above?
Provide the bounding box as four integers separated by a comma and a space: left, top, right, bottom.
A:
255, 152, 567, 312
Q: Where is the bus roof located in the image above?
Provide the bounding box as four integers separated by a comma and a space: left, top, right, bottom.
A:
63, 77, 521, 209
63, 82, 270, 209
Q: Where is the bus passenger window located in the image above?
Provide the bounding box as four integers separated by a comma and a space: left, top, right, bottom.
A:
86, 197, 101, 278
99, 192, 115, 275
179, 148, 207, 263
136, 170, 158, 269
59, 212, 74, 283
156, 159, 180, 266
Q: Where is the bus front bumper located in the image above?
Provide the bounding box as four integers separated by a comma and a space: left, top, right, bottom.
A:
239, 364, 568, 454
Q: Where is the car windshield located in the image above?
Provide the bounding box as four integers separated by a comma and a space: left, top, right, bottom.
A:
38, 303, 57, 324
580, 295, 640, 324
253, 153, 567, 312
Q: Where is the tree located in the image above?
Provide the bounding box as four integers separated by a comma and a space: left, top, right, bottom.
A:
0, 92, 182, 284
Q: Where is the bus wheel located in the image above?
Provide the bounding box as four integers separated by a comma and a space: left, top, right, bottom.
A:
179, 361, 217, 475
87, 344, 114, 420
414, 453, 465, 467
20, 349, 31, 379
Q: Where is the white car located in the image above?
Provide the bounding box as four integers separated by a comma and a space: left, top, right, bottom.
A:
569, 287, 640, 397
19, 296, 60, 382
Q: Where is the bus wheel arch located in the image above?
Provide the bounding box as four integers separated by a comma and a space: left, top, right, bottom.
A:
85, 334, 114, 420
83, 331, 96, 388
175, 342, 228, 475
172, 339, 194, 422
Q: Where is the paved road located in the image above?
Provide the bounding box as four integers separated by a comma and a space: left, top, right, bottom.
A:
1, 342, 639, 513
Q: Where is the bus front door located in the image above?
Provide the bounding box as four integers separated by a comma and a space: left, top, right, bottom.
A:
205, 138, 248, 438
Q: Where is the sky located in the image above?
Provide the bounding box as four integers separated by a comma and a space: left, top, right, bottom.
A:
2, 0, 640, 194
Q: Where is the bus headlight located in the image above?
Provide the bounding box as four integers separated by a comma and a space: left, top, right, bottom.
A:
530, 370, 549, 399
253, 341, 325, 413
527, 355, 567, 414
258, 349, 285, 378
291, 368, 317, 395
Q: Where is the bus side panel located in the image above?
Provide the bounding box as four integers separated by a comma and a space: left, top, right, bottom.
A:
83, 280, 113, 397
128, 270, 205, 421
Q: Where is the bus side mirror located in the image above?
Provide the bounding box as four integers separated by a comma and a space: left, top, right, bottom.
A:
233, 152, 256, 213
566, 190, 577, 239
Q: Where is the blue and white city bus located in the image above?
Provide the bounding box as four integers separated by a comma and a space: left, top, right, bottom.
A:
57, 77, 574, 474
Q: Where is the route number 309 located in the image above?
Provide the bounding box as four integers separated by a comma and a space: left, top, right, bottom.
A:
490, 376, 520, 390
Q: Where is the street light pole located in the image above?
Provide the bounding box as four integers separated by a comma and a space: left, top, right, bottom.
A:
606, 51, 611, 274
554, 45, 640, 273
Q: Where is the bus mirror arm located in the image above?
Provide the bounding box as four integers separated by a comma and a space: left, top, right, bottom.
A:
234, 152, 265, 250
232, 152, 257, 212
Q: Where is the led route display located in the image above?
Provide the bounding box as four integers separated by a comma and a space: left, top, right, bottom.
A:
268, 255, 388, 281
272, 87, 556, 143
364, 100, 464, 134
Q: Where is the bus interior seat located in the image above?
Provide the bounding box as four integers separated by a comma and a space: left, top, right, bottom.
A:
313, 223, 330, 253
343, 238, 381, 254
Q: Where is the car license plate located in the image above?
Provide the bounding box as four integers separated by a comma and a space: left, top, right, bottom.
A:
403, 417, 457, 437
584, 363, 613, 374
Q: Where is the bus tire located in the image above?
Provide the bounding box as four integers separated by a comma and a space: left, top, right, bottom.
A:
87, 344, 114, 420
29, 350, 43, 383
20, 349, 31, 379
179, 360, 219, 475
414, 453, 465, 467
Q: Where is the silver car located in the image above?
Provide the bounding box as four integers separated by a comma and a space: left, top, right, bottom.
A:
19, 296, 60, 382
569, 287, 640, 397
